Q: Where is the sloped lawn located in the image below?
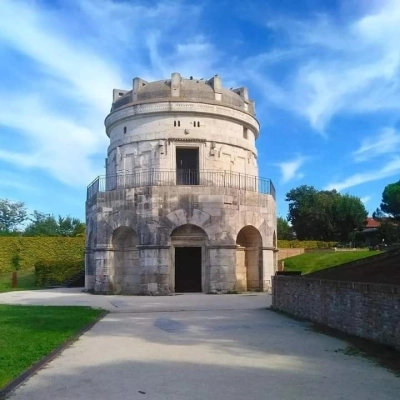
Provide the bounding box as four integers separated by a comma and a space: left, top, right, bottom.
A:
283, 251, 380, 274
0, 305, 103, 389
0, 270, 38, 293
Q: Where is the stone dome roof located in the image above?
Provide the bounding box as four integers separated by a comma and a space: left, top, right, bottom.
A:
111, 74, 254, 115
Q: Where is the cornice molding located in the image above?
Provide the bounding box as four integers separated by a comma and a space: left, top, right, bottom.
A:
105, 101, 260, 136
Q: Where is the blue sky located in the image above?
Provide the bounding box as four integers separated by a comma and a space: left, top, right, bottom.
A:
0, 0, 399, 221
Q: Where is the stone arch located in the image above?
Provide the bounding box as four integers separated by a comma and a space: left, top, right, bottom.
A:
112, 226, 138, 248
111, 226, 140, 294
101, 211, 142, 246
165, 209, 211, 234
170, 224, 208, 293
235, 225, 263, 291
171, 224, 209, 241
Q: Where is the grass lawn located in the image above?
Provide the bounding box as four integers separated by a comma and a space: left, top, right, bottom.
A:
0, 305, 103, 389
0, 270, 38, 293
284, 250, 380, 274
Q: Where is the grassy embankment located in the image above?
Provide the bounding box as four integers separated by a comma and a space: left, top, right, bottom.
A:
0, 305, 103, 389
283, 250, 380, 275
0, 270, 37, 293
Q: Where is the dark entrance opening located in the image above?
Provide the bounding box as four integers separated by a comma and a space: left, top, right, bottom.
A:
175, 247, 202, 292
176, 148, 199, 185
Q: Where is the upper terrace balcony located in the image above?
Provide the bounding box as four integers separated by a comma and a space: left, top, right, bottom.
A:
87, 169, 275, 201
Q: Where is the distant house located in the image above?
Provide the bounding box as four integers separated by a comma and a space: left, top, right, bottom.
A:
361, 217, 400, 246
365, 217, 381, 230
359, 217, 380, 246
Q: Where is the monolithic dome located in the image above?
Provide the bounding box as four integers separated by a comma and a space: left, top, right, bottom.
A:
85, 72, 277, 295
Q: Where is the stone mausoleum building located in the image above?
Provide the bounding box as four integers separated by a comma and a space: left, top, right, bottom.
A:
85, 72, 277, 295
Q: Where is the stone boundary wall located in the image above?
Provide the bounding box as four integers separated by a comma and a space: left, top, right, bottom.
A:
272, 276, 400, 351
277, 248, 304, 261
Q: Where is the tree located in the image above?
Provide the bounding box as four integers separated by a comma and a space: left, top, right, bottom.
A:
0, 199, 27, 233
372, 207, 385, 220
286, 185, 319, 240
24, 211, 59, 236
380, 180, 400, 220
24, 212, 85, 237
377, 221, 400, 244
332, 194, 368, 242
57, 216, 85, 237
277, 216, 294, 240
286, 185, 367, 241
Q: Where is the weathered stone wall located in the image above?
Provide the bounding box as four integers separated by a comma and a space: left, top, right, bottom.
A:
106, 107, 259, 178
86, 185, 277, 294
277, 248, 305, 260
272, 276, 400, 351
86, 72, 277, 295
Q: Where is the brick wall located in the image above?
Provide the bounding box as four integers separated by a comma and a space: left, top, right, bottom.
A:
277, 248, 305, 261
272, 276, 400, 351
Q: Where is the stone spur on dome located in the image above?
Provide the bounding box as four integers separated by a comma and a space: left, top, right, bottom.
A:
85, 72, 277, 295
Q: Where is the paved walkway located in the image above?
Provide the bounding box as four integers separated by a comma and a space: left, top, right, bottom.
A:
1, 289, 399, 399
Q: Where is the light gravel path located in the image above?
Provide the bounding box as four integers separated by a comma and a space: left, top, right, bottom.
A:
1, 289, 399, 400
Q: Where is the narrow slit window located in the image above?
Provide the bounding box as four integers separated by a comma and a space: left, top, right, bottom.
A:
197, 121, 200, 127
174, 121, 177, 127
123, 126, 127, 134
243, 127, 248, 139
178, 121, 181, 127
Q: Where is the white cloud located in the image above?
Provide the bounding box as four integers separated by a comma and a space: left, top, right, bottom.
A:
0, 96, 103, 186
276, 156, 306, 184
0, 1, 124, 113
360, 196, 371, 204
0, 0, 217, 187
0, 172, 39, 194
352, 127, 400, 162
325, 156, 400, 191
244, 0, 400, 132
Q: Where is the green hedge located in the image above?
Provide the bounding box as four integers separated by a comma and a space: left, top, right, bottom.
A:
35, 260, 84, 287
0, 237, 85, 273
278, 240, 337, 249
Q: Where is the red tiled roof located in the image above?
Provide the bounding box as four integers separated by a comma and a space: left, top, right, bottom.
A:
365, 217, 381, 228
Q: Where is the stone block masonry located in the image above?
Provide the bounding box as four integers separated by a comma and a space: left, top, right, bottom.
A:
86, 72, 277, 295
272, 276, 400, 351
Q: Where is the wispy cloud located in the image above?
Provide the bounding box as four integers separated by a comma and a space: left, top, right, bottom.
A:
242, 0, 400, 132
352, 127, 400, 162
276, 156, 306, 184
360, 196, 371, 204
0, 172, 39, 195
325, 157, 400, 191
0, 0, 217, 187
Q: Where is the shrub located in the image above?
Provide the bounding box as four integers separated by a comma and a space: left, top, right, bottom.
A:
35, 260, 84, 287
278, 240, 337, 249
0, 237, 85, 273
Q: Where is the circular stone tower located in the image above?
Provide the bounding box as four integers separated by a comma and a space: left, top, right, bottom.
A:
85, 72, 277, 295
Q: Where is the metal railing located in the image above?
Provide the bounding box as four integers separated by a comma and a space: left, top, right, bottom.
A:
87, 169, 275, 200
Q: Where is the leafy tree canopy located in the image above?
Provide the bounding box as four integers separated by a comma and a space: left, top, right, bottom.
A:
24, 212, 85, 237
277, 216, 294, 240
286, 185, 367, 241
0, 199, 27, 233
380, 180, 400, 219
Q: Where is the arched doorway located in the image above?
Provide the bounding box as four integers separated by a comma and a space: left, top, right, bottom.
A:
171, 224, 208, 293
111, 226, 139, 293
236, 226, 263, 291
